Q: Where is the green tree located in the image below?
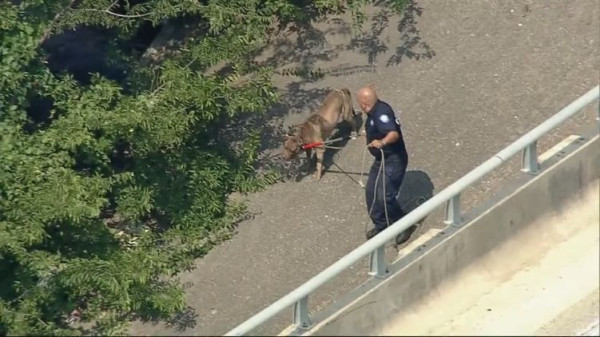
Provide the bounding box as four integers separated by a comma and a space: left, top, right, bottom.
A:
0, 0, 407, 335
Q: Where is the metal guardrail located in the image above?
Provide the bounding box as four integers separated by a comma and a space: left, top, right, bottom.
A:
225, 85, 600, 336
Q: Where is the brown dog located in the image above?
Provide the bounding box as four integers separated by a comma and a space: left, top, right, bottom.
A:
282, 88, 357, 180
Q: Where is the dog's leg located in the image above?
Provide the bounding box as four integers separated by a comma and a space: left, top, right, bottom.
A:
344, 109, 358, 139
305, 148, 313, 172
315, 147, 324, 180
349, 117, 358, 139
305, 148, 313, 160
358, 113, 367, 137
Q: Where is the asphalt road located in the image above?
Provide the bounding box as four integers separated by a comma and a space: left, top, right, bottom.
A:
130, 0, 599, 335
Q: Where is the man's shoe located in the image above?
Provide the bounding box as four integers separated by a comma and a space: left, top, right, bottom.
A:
366, 227, 384, 240
395, 224, 417, 245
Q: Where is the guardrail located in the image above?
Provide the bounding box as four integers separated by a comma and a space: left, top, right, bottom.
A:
225, 85, 600, 336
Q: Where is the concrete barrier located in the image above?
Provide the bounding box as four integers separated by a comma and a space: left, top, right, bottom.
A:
284, 129, 599, 336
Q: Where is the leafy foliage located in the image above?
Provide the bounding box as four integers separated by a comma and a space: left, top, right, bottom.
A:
0, 0, 407, 335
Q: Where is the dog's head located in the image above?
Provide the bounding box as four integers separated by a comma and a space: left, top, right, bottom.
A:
281, 125, 303, 161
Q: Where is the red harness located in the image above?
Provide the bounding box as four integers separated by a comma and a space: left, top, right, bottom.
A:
301, 141, 324, 150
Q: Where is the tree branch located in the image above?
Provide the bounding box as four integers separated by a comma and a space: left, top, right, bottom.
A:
107, 0, 120, 11
39, 0, 78, 44
150, 57, 199, 95
78, 8, 153, 18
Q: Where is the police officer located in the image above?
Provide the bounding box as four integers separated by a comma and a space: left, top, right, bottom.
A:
356, 86, 416, 243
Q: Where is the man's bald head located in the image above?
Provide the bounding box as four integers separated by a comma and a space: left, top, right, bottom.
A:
356, 86, 379, 114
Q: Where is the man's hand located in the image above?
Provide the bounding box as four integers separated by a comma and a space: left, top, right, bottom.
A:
368, 131, 399, 149
368, 139, 386, 149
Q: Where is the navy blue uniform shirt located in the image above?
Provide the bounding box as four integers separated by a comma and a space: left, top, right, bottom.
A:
365, 100, 408, 161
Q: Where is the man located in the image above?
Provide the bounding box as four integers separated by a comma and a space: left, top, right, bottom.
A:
356, 86, 417, 244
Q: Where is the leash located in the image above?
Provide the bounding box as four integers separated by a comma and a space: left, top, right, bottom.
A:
300, 135, 359, 151
364, 148, 390, 237
337, 146, 420, 250
299, 135, 408, 246
304, 135, 425, 250
301, 135, 389, 233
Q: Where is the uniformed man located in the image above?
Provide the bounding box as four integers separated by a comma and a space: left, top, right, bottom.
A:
356, 86, 416, 243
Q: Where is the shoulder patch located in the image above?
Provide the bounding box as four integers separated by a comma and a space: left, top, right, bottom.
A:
379, 114, 390, 123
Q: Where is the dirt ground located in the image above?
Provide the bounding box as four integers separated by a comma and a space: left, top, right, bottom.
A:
129, 0, 599, 335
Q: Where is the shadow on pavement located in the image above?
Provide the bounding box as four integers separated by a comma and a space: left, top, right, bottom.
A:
397, 170, 435, 225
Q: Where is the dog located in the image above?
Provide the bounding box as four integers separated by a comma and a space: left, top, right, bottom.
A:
282, 88, 357, 180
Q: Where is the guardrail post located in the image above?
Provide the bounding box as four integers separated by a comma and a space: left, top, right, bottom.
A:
368, 245, 387, 278
444, 194, 461, 226
596, 101, 599, 130
521, 141, 539, 174
293, 296, 311, 330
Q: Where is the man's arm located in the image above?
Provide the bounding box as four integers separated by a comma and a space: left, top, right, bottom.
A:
369, 130, 399, 148
380, 130, 399, 145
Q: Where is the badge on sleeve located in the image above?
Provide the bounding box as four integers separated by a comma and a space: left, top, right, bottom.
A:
395, 109, 402, 125
379, 114, 390, 123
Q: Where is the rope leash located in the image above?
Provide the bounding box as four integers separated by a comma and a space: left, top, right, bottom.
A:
304, 135, 389, 234
335, 146, 422, 251
301, 135, 360, 151
364, 148, 390, 238
299, 135, 404, 247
